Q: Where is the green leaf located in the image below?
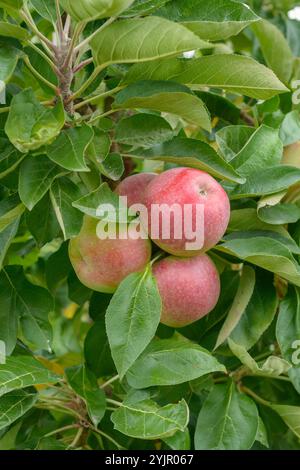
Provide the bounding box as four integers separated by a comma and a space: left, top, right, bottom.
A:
255, 417, 269, 448
163, 429, 190, 451
72, 182, 126, 220
0, 218, 20, 272
84, 319, 115, 378
86, 129, 111, 164
2, 266, 53, 351
0, 0, 23, 11
45, 242, 72, 293
258, 203, 300, 225
228, 339, 291, 378
60, 0, 134, 22
5, 90, 65, 153
47, 124, 94, 172
65, 365, 106, 427
106, 268, 162, 379
91, 17, 210, 67
30, 0, 57, 22
50, 177, 84, 240
127, 333, 226, 388
0, 43, 21, 83
277, 287, 300, 393
229, 208, 290, 237
230, 166, 300, 199
216, 125, 255, 162
0, 22, 30, 41
123, 0, 171, 16
197, 91, 240, 125
279, 111, 300, 146
115, 113, 175, 148
114, 81, 211, 131
0, 265, 19, 355
130, 137, 245, 183
0, 136, 26, 180
217, 235, 300, 287
230, 125, 283, 177
0, 194, 24, 232
19, 155, 66, 210
269, 404, 300, 439
26, 193, 61, 245
124, 55, 288, 100
229, 270, 278, 351
156, 0, 259, 41
84, 292, 115, 376
97, 153, 125, 181
0, 355, 60, 397
252, 20, 294, 84
194, 382, 259, 450
111, 391, 189, 439
0, 390, 37, 432
215, 266, 256, 349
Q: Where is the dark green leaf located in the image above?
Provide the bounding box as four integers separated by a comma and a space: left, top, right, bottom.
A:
0, 390, 37, 432
47, 124, 94, 172
19, 155, 66, 210
65, 365, 106, 427
156, 0, 259, 41
277, 287, 300, 393
111, 390, 189, 439
106, 268, 161, 379
127, 334, 226, 388
91, 17, 210, 67
130, 137, 245, 183
50, 177, 84, 240
194, 382, 258, 450
114, 81, 211, 131
5, 90, 65, 153
0, 355, 60, 397
115, 113, 175, 148
124, 55, 288, 100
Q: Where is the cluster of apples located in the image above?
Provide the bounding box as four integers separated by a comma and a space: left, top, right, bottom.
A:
69, 167, 230, 327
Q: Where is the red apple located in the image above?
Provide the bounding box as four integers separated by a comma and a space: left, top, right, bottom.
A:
153, 254, 220, 328
115, 172, 157, 207
144, 167, 230, 256
69, 216, 152, 293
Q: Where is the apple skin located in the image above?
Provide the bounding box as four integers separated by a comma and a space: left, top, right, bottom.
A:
115, 172, 157, 207
152, 254, 220, 328
69, 216, 152, 293
144, 167, 230, 256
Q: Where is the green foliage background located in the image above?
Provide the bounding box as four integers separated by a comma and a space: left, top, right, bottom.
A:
0, 0, 300, 450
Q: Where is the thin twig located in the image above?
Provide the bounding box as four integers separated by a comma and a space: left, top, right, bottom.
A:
43, 424, 79, 438
63, 22, 86, 69
100, 375, 120, 389
74, 16, 117, 54
55, 0, 64, 41
20, 8, 56, 52
0, 106, 10, 114
23, 56, 58, 92
26, 41, 64, 79
68, 427, 84, 449
64, 14, 71, 36
106, 398, 122, 407
88, 108, 119, 124
67, 65, 106, 102
74, 86, 123, 110
90, 426, 124, 450
240, 386, 271, 407
73, 58, 94, 74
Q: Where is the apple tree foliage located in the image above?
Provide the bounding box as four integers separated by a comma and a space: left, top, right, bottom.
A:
0, 0, 300, 451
